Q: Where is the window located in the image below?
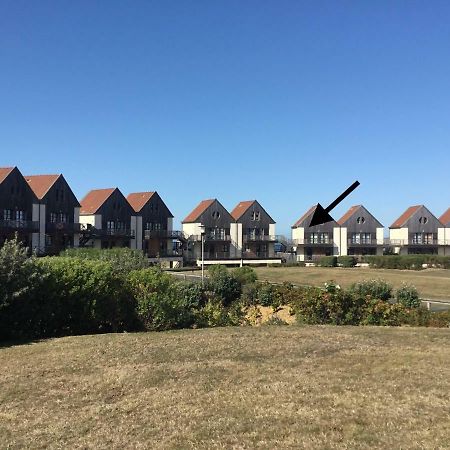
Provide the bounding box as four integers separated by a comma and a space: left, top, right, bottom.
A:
356, 217, 365, 224
58, 213, 68, 223
361, 233, 372, 244
419, 217, 428, 224
50, 213, 58, 223
351, 233, 361, 244
15, 210, 25, 221
154, 223, 161, 230
309, 233, 329, 244
424, 233, 434, 244
412, 233, 422, 244
212, 211, 220, 219
251, 211, 261, 221
3, 209, 11, 220
107, 221, 115, 231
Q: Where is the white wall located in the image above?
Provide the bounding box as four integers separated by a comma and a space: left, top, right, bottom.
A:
182, 222, 202, 237
230, 222, 240, 258
333, 227, 347, 256
31, 203, 45, 253
79, 214, 102, 228
73, 207, 80, 248
292, 227, 304, 244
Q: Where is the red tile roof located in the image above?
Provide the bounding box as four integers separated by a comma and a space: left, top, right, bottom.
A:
0, 167, 15, 184
183, 199, 215, 223
80, 188, 116, 214
25, 174, 60, 200
292, 205, 317, 228
390, 205, 422, 228
439, 207, 450, 226
127, 192, 156, 213
230, 200, 255, 220
337, 205, 361, 225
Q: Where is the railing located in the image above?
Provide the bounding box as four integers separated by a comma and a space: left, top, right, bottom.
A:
388, 239, 440, 246
199, 251, 231, 260
190, 234, 231, 242
79, 223, 135, 238
242, 251, 270, 259
347, 238, 383, 246
144, 230, 188, 240
46, 222, 81, 233
243, 235, 278, 243
147, 250, 184, 258
0, 219, 39, 232
294, 238, 334, 246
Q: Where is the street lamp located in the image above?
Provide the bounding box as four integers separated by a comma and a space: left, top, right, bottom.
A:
200, 225, 205, 284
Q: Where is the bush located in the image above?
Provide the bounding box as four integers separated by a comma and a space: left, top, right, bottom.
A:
128, 267, 196, 331
36, 257, 137, 336
257, 282, 281, 309
361, 300, 407, 326
318, 256, 337, 267
207, 266, 242, 306
0, 236, 47, 340
349, 279, 393, 301
62, 247, 149, 274
337, 256, 357, 267
396, 283, 421, 308
401, 307, 431, 327
363, 254, 450, 270
194, 298, 244, 328
232, 266, 257, 285
240, 282, 259, 306
291, 284, 366, 325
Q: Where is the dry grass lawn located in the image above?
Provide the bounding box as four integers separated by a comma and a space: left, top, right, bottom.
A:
254, 266, 450, 300
2, 326, 450, 449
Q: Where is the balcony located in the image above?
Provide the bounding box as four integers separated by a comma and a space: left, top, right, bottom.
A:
46, 222, 81, 234
347, 238, 383, 247
144, 230, 188, 241
0, 219, 39, 232
388, 239, 439, 246
243, 234, 278, 243
294, 238, 334, 246
190, 234, 231, 242
79, 223, 135, 239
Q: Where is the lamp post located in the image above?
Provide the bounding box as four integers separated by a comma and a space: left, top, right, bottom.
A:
200, 225, 205, 285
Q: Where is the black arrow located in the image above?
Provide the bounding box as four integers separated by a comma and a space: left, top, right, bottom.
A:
309, 181, 360, 227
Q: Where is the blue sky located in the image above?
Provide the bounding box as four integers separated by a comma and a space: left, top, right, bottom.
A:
1, 1, 449, 235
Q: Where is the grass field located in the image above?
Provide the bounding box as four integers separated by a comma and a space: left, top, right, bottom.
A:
2, 326, 450, 449
254, 266, 450, 300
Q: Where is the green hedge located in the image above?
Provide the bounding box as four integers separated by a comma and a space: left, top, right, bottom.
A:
363, 254, 450, 270
318, 256, 337, 267
337, 256, 357, 267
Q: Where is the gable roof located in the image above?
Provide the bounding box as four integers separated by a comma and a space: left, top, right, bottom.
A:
390, 205, 422, 228
292, 205, 317, 228
25, 174, 60, 200
337, 204, 383, 227
183, 199, 215, 223
0, 167, 15, 184
127, 192, 156, 213
439, 207, 450, 227
231, 201, 255, 220
80, 188, 116, 214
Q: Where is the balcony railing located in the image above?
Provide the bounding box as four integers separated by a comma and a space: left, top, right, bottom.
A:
144, 230, 188, 240
0, 219, 39, 232
46, 222, 81, 234
199, 251, 232, 260
347, 238, 383, 246
243, 235, 278, 243
190, 234, 231, 242
388, 239, 440, 246
294, 238, 334, 246
79, 223, 135, 239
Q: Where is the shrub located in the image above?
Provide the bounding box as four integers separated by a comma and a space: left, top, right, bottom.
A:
257, 282, 281, 309
318, 256, 337, 267
349, 279, 393, 301
396, 283, 421, 308
207, 266, 242, 306
232, 266, 257, 285
62, 247, 149, 274
361, 300, 407, 326
401, 307, 431, 327
0, 236, 47, 340
194, 298, 245, 328
240, 282, 259, 306
128, 267, 196, 331
427, 310, 450, 328
36, 257, 137, 336
363, 254, 450, 270
291, 284, 366, 325
337, 256, 357, 267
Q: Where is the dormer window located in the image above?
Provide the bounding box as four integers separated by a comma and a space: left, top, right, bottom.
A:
419, 217, 428, 224
356, 217, 365, 224
251, 211, 261, 221
212, 211, 220, 219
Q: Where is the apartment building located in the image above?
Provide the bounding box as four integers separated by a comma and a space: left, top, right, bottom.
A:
337, 205, 384, 258
230, 200, 277, 259
25, 174, 80, 254
389, 205, 441, 255
127, 191, 184, 267
0, 167, 43, 251
292, 205, 343, 261
182, 199, 233, 263
79, 188, 137, 249
438, 208, 450, 256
